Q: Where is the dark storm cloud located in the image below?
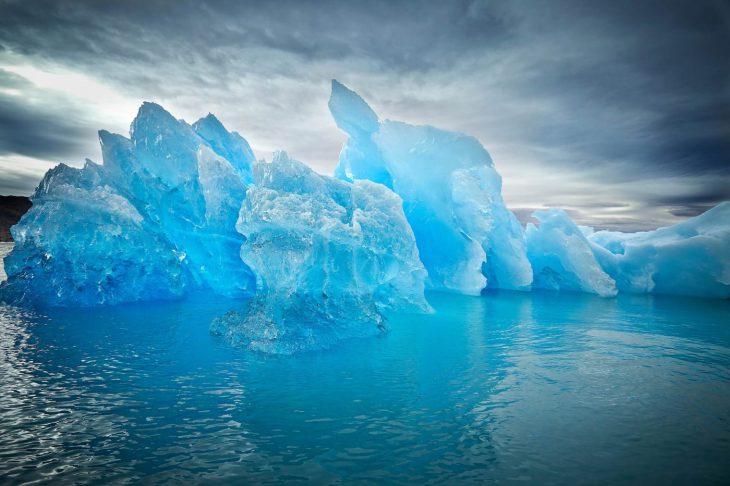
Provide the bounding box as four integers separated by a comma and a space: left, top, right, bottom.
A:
667, 206, 717, 218
0, 91, 90, 160
497, 1, 730, 179
0, 66, 101, 194
0, 0, 728, 229
0, 167, 43, 195
0, 0, 513, 71
648, 184, 730, 208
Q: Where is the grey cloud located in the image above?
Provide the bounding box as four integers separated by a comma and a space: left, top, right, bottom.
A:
668, 205, 716, 218
0, 167, 43, 195
0, 95, 91, 160
0, 0, 514, 74
0, 68, 97, 160
0, 68, 26, 88
648, 185, 730, 207
544, 202, 631, 210
0, 0, 727, 230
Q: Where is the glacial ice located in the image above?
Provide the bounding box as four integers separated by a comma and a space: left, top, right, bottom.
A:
211, 152, 430, 353
586, 202, 730, 298
526, 209, 618, 297
1, 161, 189, 305
1, 80, 728, 346
329, 80, 532, 295
2, 103, 256, 305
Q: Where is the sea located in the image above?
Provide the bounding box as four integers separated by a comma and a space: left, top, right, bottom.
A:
1, 245, 729, 484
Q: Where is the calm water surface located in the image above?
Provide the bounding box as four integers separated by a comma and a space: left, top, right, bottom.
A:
1, 252, 729, 484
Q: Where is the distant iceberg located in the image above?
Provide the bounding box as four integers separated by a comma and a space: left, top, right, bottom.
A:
1, 81, 728, 351
586, 202, 730, 299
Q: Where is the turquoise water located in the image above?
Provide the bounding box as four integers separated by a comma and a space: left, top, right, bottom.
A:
1, 279, 729, 483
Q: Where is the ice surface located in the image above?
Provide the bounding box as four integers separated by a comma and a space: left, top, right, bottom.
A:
329, 80, 532, 295
526, 209, 618, 297
2, 104, 255, 305
192, 113, 255, 184
587, 202, 730, 298
211, 152, 430, 353
1, 162, 190, 305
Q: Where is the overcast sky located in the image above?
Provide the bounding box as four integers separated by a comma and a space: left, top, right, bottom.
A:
0, 0, 728, 230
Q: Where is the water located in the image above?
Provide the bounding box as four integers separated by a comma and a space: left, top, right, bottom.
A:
1, 260, 729, 484
0, 242, 12, 282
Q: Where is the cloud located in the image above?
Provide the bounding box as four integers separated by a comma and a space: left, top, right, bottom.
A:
0, 0, 727, 230
0, 154, 57, 195
0, 91, 89, 160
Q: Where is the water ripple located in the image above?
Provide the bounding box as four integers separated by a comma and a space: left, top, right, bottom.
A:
0, 292, 729, 484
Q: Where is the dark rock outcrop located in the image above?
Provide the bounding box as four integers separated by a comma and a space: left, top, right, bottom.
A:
0, 196, 31, 242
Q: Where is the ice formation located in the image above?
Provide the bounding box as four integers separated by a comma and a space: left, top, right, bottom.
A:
526, 209, 617, 297
586, 202, 730, 298
211, 152, 429, 353
1, 79, 728, 345
327, 80, 729, 300
2, 103, 256, 305
329, 80, 532, 295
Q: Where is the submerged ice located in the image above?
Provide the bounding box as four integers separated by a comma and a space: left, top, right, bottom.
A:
1, 81, 728, 351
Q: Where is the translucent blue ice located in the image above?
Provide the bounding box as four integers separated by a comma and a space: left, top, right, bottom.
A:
586, 202, 730, 298
329, 80, 532, 295
211, 152, 429, 353
2, 103, 255, 305
1, 161, 190, 305
526, 209, 618, 297
2, 90, 729, 316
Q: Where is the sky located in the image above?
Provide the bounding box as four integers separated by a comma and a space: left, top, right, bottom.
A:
0, 0, 728, 231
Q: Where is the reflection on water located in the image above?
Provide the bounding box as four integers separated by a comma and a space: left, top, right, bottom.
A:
0, 241, 12, 282
0, 289, 729, 484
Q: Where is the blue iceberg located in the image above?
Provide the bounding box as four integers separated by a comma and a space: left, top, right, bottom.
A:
1, 82, 728, 352
585, 202, 730, 298
526, 209, 617, 297
329, 80, 532, 295
211, 152, 429, 353
2, 161, 190, 305
2, 103, 256, 305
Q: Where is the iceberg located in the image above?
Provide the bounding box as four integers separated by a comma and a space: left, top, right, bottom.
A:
211, 152, 429, 353
586, 202, 730, 298
1, 161, 190, 305
1, 83, 728, 339
2, 103, 256, 305
526, 209, 618, 297
328, 80, 532, 295
326, 80, 729, 301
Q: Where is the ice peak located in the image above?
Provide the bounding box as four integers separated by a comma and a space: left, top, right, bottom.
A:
193, 112, 255, 182
135, 101, 176, 122
130, 101, 193, 145
328, 79, 380, 135
193, 112, 224, 131
83, 158, 99, 169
